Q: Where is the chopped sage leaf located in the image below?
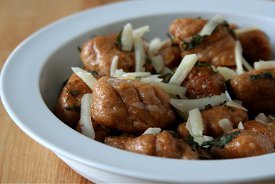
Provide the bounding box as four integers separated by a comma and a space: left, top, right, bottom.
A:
167, 130, 179, 138
89, 70, 98, 76
145, 55, 152, 64
160, 71, 175, 83
182, 35, 206, 50
204, 104, 213, 110
62, 79, 68, 87
222, 21, 236, 39
69, 90, 80, 96
195, 61, 211, 68
202, 130, 241, 148
184, 134, 199, 150
77, 46, 82, 53
166, 33, 174, 42
115, 29, 123, 50
249, 72, 273, 81
65, 105, 80, 112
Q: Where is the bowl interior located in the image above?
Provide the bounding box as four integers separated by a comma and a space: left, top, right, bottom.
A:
40, 12, 275, 110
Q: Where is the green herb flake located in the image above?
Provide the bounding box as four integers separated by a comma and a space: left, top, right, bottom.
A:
166, 33, 174, 42
182, 35, 206, 50
160, 71, 175, 83
204, 104, 213, 110
184, 134, 199, 150
77, 46, 82, 53
89, 70, 98, 76
202, 130, 241, 148
145, 55, 152, 64
115, 29, 123, 50
65, 105, 80, 112
249, 72, 273, 81
62, 79, 68, 87
222, 21, 236, 39
167, 130, 179, 138
195, 61, 211, 68
69, 90, 80, 96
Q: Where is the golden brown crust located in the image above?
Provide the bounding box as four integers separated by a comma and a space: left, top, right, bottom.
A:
91, 77, 175, 132
212, 130, 274, 159
182, 64, 225, 99
229, 68, 275, 115
201, 105, 248, 138
237, 29, 272, 62
169, 18, 236, 67
55, 73, 92, 128
80, 34, 135, 76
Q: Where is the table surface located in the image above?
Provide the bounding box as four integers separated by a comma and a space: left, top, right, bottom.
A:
0, 0, 121, 183
0, 0, 275, 183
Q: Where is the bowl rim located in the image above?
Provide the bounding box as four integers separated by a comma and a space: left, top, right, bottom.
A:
1, 0, 275, 183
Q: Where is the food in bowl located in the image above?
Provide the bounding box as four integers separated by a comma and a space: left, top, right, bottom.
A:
54, 15, 275, 160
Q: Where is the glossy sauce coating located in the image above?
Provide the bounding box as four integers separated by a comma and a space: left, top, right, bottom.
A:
212, 130, 274, 159
81, 34, 135, 76
237, 29, 272, 62
182, 63, 225, 99
91, 77, 175, 132
201, 105, 248, 137
229, 69, 275, 115
55, 74, 92, 128
169, 18, 236, 67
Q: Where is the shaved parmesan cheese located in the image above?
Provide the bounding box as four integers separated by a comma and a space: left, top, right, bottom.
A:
121, 72, 150, 79
235, 41, 244, 75
72, 67, 97, 90
226, 101, 248, 111
143, 127, 161, 135
113, 69, 125, 78
170, 93, 227, 113
80, 94, 95, 139
234, 27, 258, 34
238, 121, 244, 130
218, 118, 233, 133
133, 25, 150, 38
194, 136, 214, 146
255, 113, 268, 124
160, 66, 172, 75
186, 108, 204, 137
254, 61, 275, 70
140, 75, 163, 83
134, 36, 146, 72
217, 66, 237, 80
199, 15, 225, 36
121, 23, 133, 51
110, 55, 119, 77
169, 54, 198, 85
148, 38, 171, 55
153, 82, 187, 99
151, 55, 164, 73
225, 91, 232, 101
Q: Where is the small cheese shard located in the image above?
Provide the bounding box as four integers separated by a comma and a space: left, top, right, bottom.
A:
110, 55, 119, 77
72, 67, 97, 90
80, 94, 95, 139
218, 118, 233, 133
143, 127, 161, 135
199, 15, 225, 36
254, 61, 275, 70
121, 23, 134, 51
186, 108, 204, 137
170, 93, 227, 113
169, 54, 198, 85
235, 41, 244, 75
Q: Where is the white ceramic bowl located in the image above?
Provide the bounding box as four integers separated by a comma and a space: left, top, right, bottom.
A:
1, 0, 275, 183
